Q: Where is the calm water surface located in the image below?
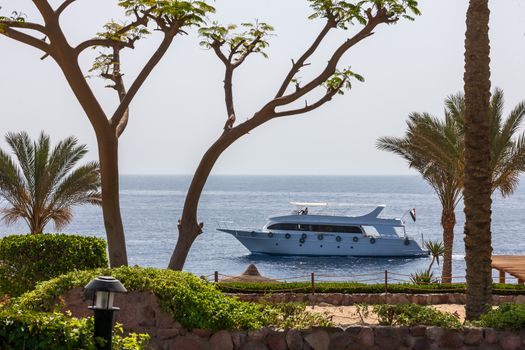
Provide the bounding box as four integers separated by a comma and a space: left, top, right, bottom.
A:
1, 175, 524, 282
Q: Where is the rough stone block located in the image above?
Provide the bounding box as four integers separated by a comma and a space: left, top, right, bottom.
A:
374, 326, 402, 350
248, 328, 269, 342
330, 331, 354, 349
266, 331, 287, 350
157, 328, 179, 341
209, 330, 233, 350
231, 331, 247, 349
166, 334, 210, 350
193, 329, 212, 340
438, 329, 463, 349
239, 341, 268, 350
285, 329, 303, 350
483, 328, 498, 344
464, 328, 483, 346
426, 326, 445, 341
499, 333, 521, 350
357, 327, 374, 348
304, 330, 330, 350
410, 326, 427, 337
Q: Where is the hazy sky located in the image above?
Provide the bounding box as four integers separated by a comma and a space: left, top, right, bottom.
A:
1, 0, 524, 175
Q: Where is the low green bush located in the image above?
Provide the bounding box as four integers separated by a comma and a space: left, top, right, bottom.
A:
0, 309, 148, 350
217, 281, 525, 295
0, 234, 108, 296
372, 304, 461, 328
9, 266, 301, 331
476, 303, 525, 330
263, 302, 333, 329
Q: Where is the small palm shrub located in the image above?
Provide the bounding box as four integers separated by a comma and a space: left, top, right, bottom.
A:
0, 131, 101, 234
410, 270, 438, 284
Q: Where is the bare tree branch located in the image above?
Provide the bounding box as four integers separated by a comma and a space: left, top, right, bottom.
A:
232, 37, 261, 68
267, 12, 384, 112
275, 19, 335, 98
0, 20, 48, 35
0, 27, 50, 53
110, 24, 181, 130
274, 87, 341, 118
56, 0, 77, 16
32, 0, 56, 22
210, 42, 229, 65
74, 38, 133, 56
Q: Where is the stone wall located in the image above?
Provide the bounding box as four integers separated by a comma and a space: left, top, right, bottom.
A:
60, 289, 525, 350
229, 292, 524, 306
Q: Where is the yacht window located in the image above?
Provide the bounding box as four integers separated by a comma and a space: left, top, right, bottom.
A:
267, 223, 299, 230
394, 226, 406, 236
361, 225, 380, 237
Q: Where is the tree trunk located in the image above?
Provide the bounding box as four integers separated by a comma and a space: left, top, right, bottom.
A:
463, 0, 492, 320
167, 138, 230, 270
168, 115, 269, 270
51, 38, 129, 267
441, 208, 456, 283
97, 134, 128, 267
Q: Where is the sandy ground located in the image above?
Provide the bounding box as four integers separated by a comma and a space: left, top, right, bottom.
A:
307, 304, 466, 326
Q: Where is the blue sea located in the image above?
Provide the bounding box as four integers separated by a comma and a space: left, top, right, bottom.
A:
1, 175, 524, 283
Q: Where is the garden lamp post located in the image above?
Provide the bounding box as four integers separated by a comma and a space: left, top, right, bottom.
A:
85, 276, 127, 350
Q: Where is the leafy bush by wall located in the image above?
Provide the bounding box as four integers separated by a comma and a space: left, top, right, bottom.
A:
372, 304, 461, 328
10, 266, 283, 330
0, 309, 148, 350
0, 234, 108, 296
476, 303, 525, 330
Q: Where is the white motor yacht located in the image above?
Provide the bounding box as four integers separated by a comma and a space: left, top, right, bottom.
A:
217, 203, 428, 257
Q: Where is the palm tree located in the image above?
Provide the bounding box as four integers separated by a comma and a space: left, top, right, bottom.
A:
377, 88, 525, 285
463, 0, 492, 321
0, 132, 101, 234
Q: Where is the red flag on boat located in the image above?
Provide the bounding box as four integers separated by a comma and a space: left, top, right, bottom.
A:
409, 208, 416, 222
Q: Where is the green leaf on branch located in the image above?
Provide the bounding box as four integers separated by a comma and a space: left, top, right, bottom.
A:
324, 67, 364, 95
307, 0, 420, 29
117, 0, 215, 28
199, 19, 274, 62
96, 20, 150, 44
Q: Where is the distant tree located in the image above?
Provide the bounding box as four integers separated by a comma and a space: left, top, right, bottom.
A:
168, 0, 421, 270
0, 1, 214, 266
0, 131, 101, 234
377, 88, 525, 284
463, 0, 492, 320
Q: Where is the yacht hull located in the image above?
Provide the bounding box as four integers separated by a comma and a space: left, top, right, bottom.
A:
218, 229, 428, 257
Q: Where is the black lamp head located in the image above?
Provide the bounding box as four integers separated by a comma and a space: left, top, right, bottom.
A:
85, 276, 127, 293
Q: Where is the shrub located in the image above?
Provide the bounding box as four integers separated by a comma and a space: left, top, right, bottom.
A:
0, 234, 108, 296
262, 302, 333, 329
409, 270, 438, 284
9, 266, 286, 331
372, 304, 461, 329
0, 309, 148, 350
217, 281, 525, 295
476, 303, 525, 330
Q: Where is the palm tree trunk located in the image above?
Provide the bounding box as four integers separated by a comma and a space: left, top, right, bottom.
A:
441, 209, 456, 283
463, 0, 492, 320
98, 135, 128, 267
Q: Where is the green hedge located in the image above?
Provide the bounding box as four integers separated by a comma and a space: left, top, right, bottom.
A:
217, 281, 525, 295
0, 309, 148, 350
476, 303, 525, 330
9, 267, 279, 331
0, 234, 108, 296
